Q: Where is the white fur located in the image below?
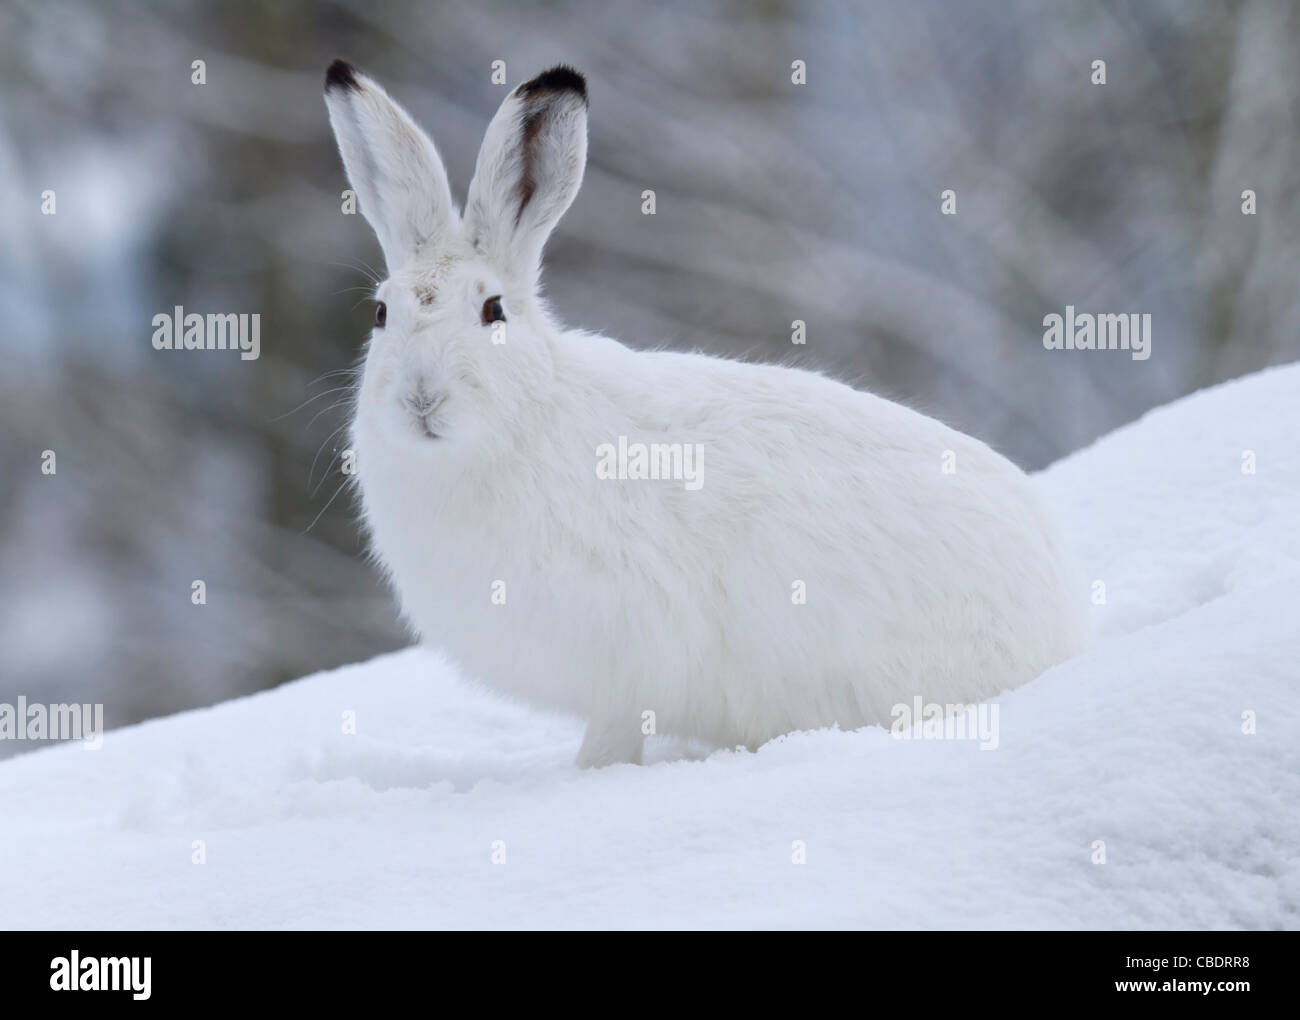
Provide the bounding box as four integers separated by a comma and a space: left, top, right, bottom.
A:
325, 64, 1089, 768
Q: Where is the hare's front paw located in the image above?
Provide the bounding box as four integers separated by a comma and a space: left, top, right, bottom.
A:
575, 714, 645, 769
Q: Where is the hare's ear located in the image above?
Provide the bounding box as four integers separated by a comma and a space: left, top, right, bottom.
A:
323, 60, 456, 272
463, 66, 587, 291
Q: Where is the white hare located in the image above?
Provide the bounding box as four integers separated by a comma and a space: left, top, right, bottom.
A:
323, 60, 1088, 768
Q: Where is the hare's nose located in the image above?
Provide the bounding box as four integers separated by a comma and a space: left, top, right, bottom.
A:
402, 379, 444, 415
401, 381, 446, 439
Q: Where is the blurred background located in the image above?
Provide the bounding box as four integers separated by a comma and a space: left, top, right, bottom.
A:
2, 0, 1297, 750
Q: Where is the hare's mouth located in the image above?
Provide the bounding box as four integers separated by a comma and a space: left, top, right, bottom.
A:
407, 412, 444, 440
401, 390, 446, 440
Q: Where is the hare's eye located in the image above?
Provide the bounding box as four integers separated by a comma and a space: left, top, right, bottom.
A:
375, 301, 387, 328
481, 295, 506, 326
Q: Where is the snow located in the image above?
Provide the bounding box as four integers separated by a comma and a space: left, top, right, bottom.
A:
3, 365, 1298, 929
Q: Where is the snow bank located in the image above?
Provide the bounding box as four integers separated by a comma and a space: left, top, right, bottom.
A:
3, 366, 1298, 929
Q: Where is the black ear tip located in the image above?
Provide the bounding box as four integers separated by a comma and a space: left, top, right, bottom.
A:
518, 65, 587, 105
325, 59, 361, 93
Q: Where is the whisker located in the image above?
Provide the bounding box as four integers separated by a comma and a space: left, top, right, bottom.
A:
310, 448, 348, 498
308, 421, 351, 489
354, 257, 384, 284
305, 368, 360, 386
301, 478, 352, 536
269, 386, 353, 423
304, 398, 351, 435
326, 258, 384, 286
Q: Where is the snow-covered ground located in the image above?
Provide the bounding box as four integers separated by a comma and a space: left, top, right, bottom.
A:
3, 365, 1298, 929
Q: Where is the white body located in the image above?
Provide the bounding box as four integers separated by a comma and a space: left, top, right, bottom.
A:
324, 61, 1088, 766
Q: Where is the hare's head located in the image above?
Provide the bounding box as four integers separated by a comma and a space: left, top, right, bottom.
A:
324, 60, 587, 453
